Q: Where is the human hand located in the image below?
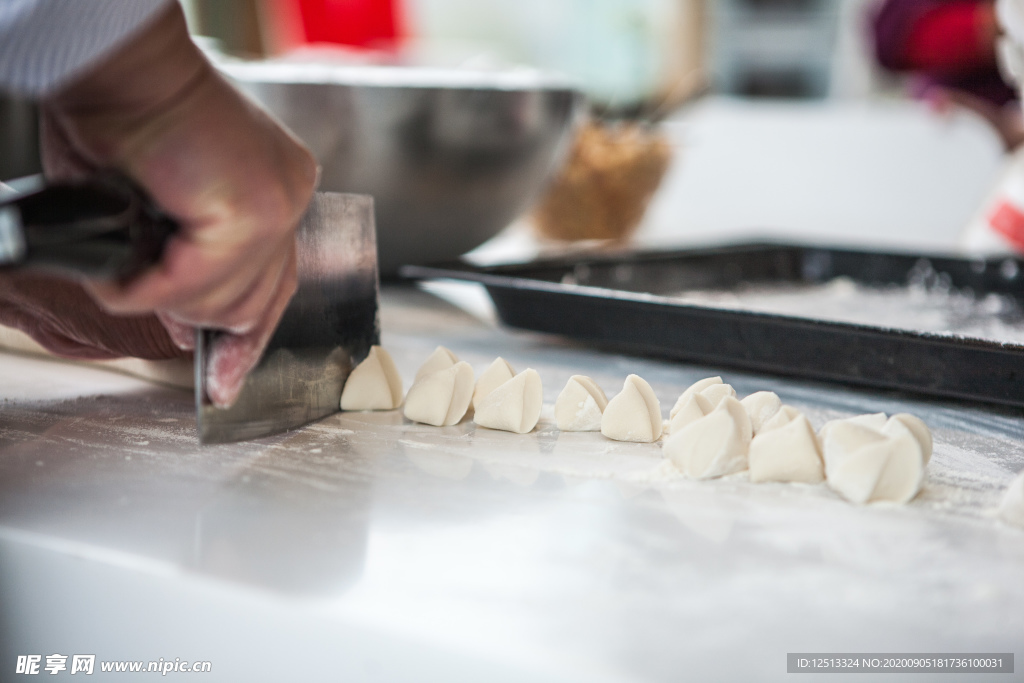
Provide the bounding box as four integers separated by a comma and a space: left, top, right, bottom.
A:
39, 3, 318, 406
0, 271, 184, 361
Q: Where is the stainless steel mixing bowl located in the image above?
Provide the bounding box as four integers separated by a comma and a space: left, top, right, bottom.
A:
220, 62, 583, 275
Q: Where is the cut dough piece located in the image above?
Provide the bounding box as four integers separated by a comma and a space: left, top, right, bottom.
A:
883, 413, 932, 465
601, 374, 663, 442
415, 346, 459, 381
851, 412, 887, 429
474, 369, 543, 434
999, 471, 1024, 528
760, 405, 802, 433
821, 421, 887, 478
699, 383, 736, 408
825, 425, 925, 504
340, 345, 403, 410
819, 412, 887, 441
869, 435, 926, 503
664, 396, 752, 479
404, 361, 475, 426
670, 377, 723, 418
473, 357, 516, 410
749, 415, 823, 483
555, 375, 608, 431
818, 412, 928, 477
741, 391, 782, 434
667, 392, 712, 434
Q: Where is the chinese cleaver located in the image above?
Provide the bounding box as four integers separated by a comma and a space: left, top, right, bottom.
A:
0, 175, 380, 444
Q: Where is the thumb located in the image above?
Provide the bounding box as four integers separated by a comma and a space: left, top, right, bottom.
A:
204, 330, 265, 409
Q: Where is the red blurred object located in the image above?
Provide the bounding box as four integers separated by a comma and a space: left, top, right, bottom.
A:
904, 2, 993, 71
295, 0, 405, 51
989, 201, 1024, 250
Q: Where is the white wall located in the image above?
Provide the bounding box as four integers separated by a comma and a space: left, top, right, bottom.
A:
404, 0, 702, 106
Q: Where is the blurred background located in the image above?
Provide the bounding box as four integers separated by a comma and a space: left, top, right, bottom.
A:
2, 0, 1014, 262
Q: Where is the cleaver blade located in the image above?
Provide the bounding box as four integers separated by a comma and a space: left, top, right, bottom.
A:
195, 192, 379, 444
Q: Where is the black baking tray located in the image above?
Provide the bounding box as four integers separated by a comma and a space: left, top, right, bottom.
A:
400, 243, 1024, 408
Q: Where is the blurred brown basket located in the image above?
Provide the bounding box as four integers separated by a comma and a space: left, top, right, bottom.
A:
532, 120, 673, 242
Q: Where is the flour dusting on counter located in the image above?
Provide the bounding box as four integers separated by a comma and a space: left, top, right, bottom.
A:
336, 405, 1018, 527
670, 274, 1024, 344
4, 285, 1024, 673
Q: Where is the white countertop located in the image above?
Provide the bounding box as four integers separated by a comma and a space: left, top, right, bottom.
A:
2, 285, 1023, 682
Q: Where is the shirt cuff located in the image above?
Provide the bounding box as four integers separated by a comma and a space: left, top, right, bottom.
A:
0, 0, 172, 97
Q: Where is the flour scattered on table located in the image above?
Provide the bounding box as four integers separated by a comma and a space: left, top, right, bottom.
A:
669, 270, 1024, 345
999, 471, 1024, 528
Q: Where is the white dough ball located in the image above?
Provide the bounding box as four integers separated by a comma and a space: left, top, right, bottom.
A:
415, 346, 459, 381
555, 375, 608, 432
749, 414, 823, 483
601, 374, 663, 443
473, 357, 516, 411
667, 392, 712, 434
474, 369, 543, 434
340, 345, 404, 411
404, 361, 475, 426
999, 471, 1024, 528
664, 396, 752, 479
740, 391, 782, 434
669, 376, 723, 418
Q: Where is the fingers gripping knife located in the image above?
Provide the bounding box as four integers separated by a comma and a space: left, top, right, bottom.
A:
0, 175, 380, 443
196, 191, 379, 443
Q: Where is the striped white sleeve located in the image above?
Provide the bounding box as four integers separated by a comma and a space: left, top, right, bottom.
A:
0, 0, 173, 97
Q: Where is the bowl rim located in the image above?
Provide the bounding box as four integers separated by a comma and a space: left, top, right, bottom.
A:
219, 60, 579, 92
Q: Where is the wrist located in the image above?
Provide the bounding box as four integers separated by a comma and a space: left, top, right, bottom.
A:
46, 3, 210, 126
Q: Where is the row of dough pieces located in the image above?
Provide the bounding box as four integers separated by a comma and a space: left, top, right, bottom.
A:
340, 345, 936, 506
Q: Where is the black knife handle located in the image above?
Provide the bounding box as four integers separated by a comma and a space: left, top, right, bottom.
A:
0, 173, 178, 281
